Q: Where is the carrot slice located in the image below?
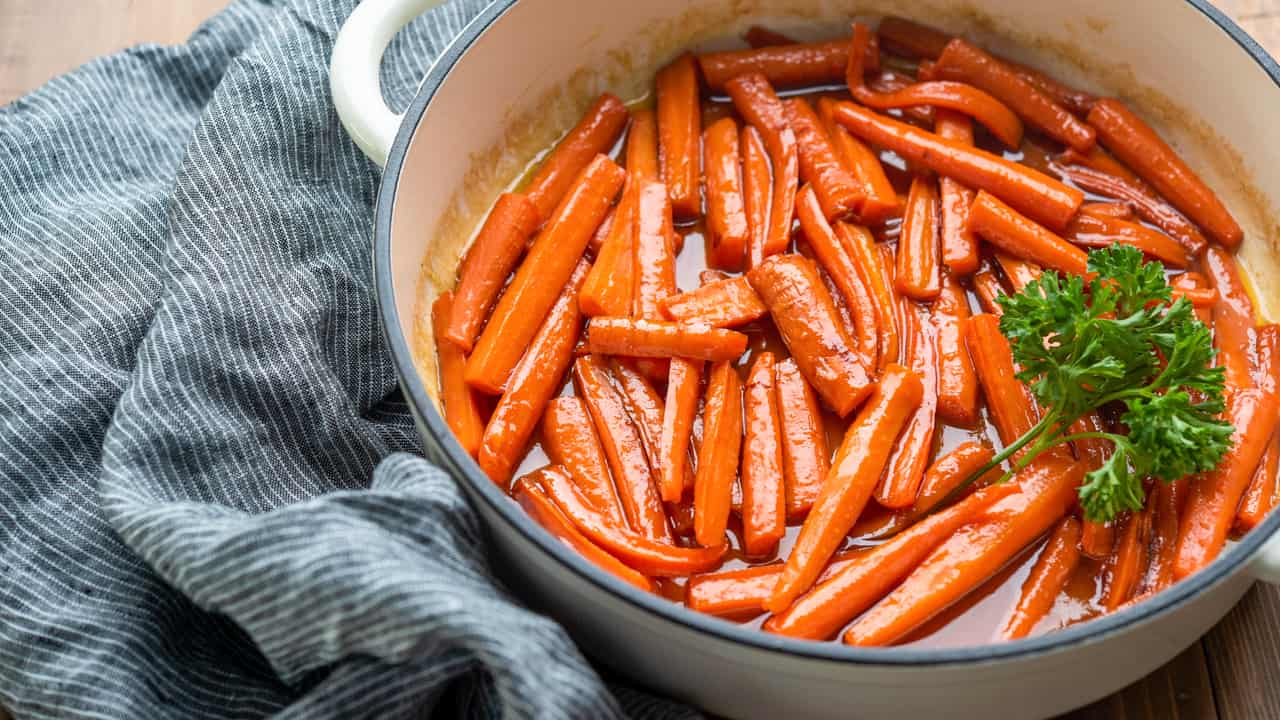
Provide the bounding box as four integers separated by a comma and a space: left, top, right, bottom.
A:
854, 81, 1024, 149
932, 273, 979, 427
586, 317, 747, 361
1141, 477, 1188, 594
740, 125, 773, 272
741, 353, 787, 557
1052, 161, 1208, 257
766, 364, 924, 613
1087, 99, 1242, 248
743, 25, 797, 48
932, 111, 980, 276
1000, 516, 1082, 640
725, 73, 800, 265
467, 155, 625, 394
703, 117, 751, 271
609, 359, 666, 468
477, 261, 590, 484
784, 98, 861, 221
967, 191, 1088, 277
877, 299, 939, 509
832, 101, 1083, 230
626, 107, 660, 183
694, 360, 745, 547
897, 175, 943, 301
656, 54, 702, 220
797, 186, 879, 370
1105, 506, 1153, 611
1064, 212, 1188, 268
1079, 201, 1134, 220
698, 39, 879, 92
542, 396, 625, 525
747, 253, 875, 416
632, 179, 679, 383
525, 94, 630, 223
837, 222, 900, 371
659, 358, 704, 503
816, 97, 900, 225
659, 276, 767, 328
433, 292, 486, 456
972, 268, 1006, 316
579, 184, 637, 318
966, 313, 1041, 449
774, 357, 831, 520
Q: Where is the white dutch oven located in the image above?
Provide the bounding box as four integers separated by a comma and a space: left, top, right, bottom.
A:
330, 1, 1280, 717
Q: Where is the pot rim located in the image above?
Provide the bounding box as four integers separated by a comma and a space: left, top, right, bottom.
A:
373, 0, 1280, 667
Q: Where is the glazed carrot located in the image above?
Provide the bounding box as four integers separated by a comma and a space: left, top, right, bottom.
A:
966, 313, 1040, 448
741, 353, 787, 556
747, 254, 874, 416
844, 21, 872, 90
767, 484, 1016, 640
877, 299, 938, 508
538, 465, 725, 575
1171, 285, 1219, 309
1105, 508, 1152, 611
931, 39, 1094, 151
1141, 478, 1188, 594
916, 441, 997, 511
1203, 245, 1256, 324
1079, 201, 1134, 220
897, 175, 943, 301
853, 81, 1024, 149
725, 74, 799, 265
797, 186, 879, 369
467, 155, 625, 394
743, 25, 796, 48
656, 54, 702, 220
832, 101, 1083, 230
967, 191, 1088, 277
1052, 162, 1208, 257
659, 358, 703, 503
579, 185, 637, 317
703, 117, 751, 270
588, 204, 616, 259
542, 397, 625, 525
784, 98, 861, 221
1171, 271, 1215, 324
432, 293, 485, 456
1205, 246, 1256, 391
572, 355, 672, 543
837, 222, 900, 371
659, 276, 767, 328
1065, 212, 1189, 268
587, 317, 748, 361
477, 262, 590, 484
845, 456, 1081, 646
774, 357, 830, 519
632, 180, 678, 321
524, 94, 630, 223
610, 359, 667, 470
445, 194, 541, 351
1088, 99, 1242, 248
766, 365, 924, 613
876, 16, 950, 59
1238, 427, 1279, 533
932, 273, 980, 427
698, 39, 879, 92
740, 125, 772, 272
686, 552, 862, 617
1000, 516, 1082, 640
933, 111, 980, 275
816, 97, 900, 224
694, 360, 744, 547
626, 108, 660, 182
514, 475, 654, 592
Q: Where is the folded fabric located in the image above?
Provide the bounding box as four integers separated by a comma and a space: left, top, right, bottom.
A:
0, 1, 698, 717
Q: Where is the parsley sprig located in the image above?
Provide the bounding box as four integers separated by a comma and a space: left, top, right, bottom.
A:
969, 245, 1234, 522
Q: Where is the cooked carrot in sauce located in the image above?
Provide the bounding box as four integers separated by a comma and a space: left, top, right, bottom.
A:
428, 18, 1271, 649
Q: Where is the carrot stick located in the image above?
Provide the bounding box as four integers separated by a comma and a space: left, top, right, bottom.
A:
1051, 161, 1208, 257
1205, 246, 1256, 391
698, 39, 880, 92
932, 273, 980, 427
767, 483, 1017, 640
572, 355, 672, 542
659, 357, 704, 503
766, 364, 924, 613
877, 299, 939, 508
445, 194, 541, 351
933, 111, 980, 275
1079, 201, 1134, 220
542, 397, 625, 525
477, 261, 590, 484
703, 117, 751, 270
832, 101, 1083, 230
656, 53, 702, 220
1203, 245, 1257, 324
1171, 285, 1219, 309
743, 25, 797, 48
966, 313, 1041, 448
931, 39, 1095, 151
1105, 507, 1153, 611
1000, 516, 1082, 640
837, 222, 900, 371
747, 254, 875, 416
659, 275, 767, 328
588, 204, 616, 259
774, 357, 831, 520
784, 97, 862, 221
579, 184, 637, 317
467, 155, 625, 393
897, 175, 943, 300
514, 475, 654, 592
1237, 426, 1279, 533
1171, 271, 1215, 325
740, 125, 773, 272
853, 81, 1024, 149
917, 441, 998, 511
538, 465, 726, 575
587, 317, 747, 361
725, 73, 800, 265
632, 180, 678, 387
686, 552, 861, 617
844, 455, 1082, 646
432, 292, 486, 456
742, 353, 787, 557
694, 360, 744, 547
994, 252, 1043, 294
626, 107, 660, 182
1065, 212, 1189, 268
524, 94, 630, 224
1141, 477, 1188, 594
797, 186, 879, 369
1087, 99, 1242, 248
876, 16, 950, 59
815, 99, 899, 226
967, 191, 1089, 276
609, 358, 667, 469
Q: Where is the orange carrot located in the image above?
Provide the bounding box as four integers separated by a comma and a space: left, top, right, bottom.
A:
467, 155, 625, 393
686, 552, 861, 617
916, 441, 998, 511
740, 125, 772, 272
656, 54, 702, 220
1171, 271, 1215, 325
933, 111, 980, 275
784, 98, 861, 221
1203, 245, 1256, 324
1081, 518, 1117, 560
703, 116, 751, 271
1141, 478, 1188, 594
742, 353, 787, 556
967, 191, 1089, 277
542, 396, 625, 525
766, 365, 924, 612
877, 299, 938, 508
743, 25, 796, 48
445, 194, 541, 351
832, 101, 1083, 229
747, 253, 875, 416
853, 80, 1024, 149
932, 273, 980, 427
698, 39, 879, 92
632, 180, 679, 328
966, 313, 1040, 448
626, 108, 660, 182
477, 262, 590, 484
586, 317, 747, 361
579, 184, 637, 317
797, 186, 879, 369
897, 175, 943, 301
433, 292, 486, 456
659, 276, 767, 328
815, 97, 899, 224
1080, 201, 1134, 220
994, 253, 1043, 294
1105, 507, 1153, 611
1065, 212, 1188, 268
1052, 161, 1208, 257
774, 357, 830, 520
609, 359, 667, 471
837, 222, 900, 371
524, 94, 630, 223
588, 203, 617, 259
1088, 99, 1242, 248
1238, 327, 1280, 532
972, 268, 1006, 316
1205, 246, 1256, 392
726, 73, 800, 265
659, 358, 704, 503
694, 360, 744, 547
1000, 516, 1082, 639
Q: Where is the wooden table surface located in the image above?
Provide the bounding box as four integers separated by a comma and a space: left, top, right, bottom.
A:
2, 1, 1279, 719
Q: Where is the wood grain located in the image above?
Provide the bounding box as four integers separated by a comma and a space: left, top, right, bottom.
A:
2, 2, 1280, 720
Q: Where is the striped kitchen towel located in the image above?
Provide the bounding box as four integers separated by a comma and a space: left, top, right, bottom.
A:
0, 1, 698, 717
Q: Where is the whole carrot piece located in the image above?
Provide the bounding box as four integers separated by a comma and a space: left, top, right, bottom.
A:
817, 97, 900, 225
797, 186, 879, 370
698, 39, 879, 92
703, 117, 751, 270
916, 441, 997, 511
838, 222, 899, 371
932, 273, 979, 427
934, 111, 980, 275
1000, 516, 1082, 640
632, 179, 678, 388
659, 276, 767, 328
694, 360, 744, 547
766, 364, 924, 613
1088, 99, 1242, 248
686, 552, 861, 618
1065, 212, 1189, 268
877, 299, 938, 509
609, 359, 667, 474
1141, 478, 1188, 595
1205, 246, 1256, 391
433, 292, 486, 457
542, 396, 625, 525
747, 253, 875, 416
740, 125, 773, 272
1052, 161, 1208, 257
587, 317, 747, 361
897, 175, 943, 301
741, 353, 787, 557
659, 358, 704, 503
467, 154, 625, 394
967, 191, 1089, 277
524, 94, 630, 223
851, 80, 1025, 149
725, 73, 800, 265
966, 313, 1041, 449
784, 97, 861, 221
774, 357, 830, 520
579, 183, 637, 317
627, 107, 660, 182
656, 53, 702, 220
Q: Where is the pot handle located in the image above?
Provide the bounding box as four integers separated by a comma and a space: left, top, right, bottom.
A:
1250, 530, 1280, 584
330, 0, 444, 167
